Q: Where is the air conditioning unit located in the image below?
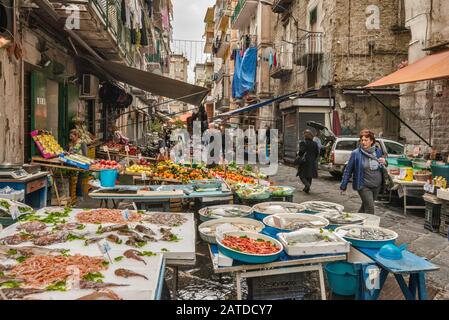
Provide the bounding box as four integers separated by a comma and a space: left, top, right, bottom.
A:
80, 74, 99, 98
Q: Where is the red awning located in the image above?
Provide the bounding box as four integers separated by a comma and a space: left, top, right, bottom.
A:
366, 50, 449, 88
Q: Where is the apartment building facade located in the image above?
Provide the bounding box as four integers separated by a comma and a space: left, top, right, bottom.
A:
270, 0, 410, 162
0, 0, 174, 162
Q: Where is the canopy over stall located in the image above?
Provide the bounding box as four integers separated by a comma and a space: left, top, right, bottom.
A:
366, 50, 449, 88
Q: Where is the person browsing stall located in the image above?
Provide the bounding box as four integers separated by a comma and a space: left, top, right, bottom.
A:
340, 129, 388, 214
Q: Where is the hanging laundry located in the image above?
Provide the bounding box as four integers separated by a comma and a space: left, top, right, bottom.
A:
269, 52, 273, 69
140, 10, 149, 46
232, 50, 242, 99
273, 52, 277, 67
233, 47, 257, 99
121, 0, 127, 24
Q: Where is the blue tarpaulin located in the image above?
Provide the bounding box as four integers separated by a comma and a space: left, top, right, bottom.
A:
232, 47, 258, 99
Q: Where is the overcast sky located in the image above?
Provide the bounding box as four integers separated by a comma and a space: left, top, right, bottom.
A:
172, 0, 215, 82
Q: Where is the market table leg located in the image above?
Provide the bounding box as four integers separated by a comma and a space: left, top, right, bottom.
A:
403, 186, 407, 216
417, 272, 428, 300
172, 266, 178, 300
318, 264, 327, 300
394, 274, 415, 300
408, 273, 418, 299
235, 272, 242, 300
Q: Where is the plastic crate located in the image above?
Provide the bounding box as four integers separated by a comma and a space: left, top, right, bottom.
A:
246, 273, 316, 300
424, 201, 442, 233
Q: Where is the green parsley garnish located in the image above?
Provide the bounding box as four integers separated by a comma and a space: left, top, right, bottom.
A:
82, 272, 104, 282
161, 248, 170, 252
114, 256, 124, 262
45, 281, 67, 291
136, 241, 147, 248
76, 224, 86, 230
16, 256, 28, 263
139, 251, 156, 257
0, 281, 21, 289
6, 249, 17, 256
67, 233, 86, 241
168, 234, 181, 242
61, 249, 71, 257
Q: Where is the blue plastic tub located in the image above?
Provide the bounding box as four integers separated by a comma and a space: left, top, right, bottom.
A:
100, 169, 118, 188
325, 262, 358, 296
217, 232, 283, 264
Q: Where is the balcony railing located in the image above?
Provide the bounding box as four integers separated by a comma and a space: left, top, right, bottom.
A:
213, 33, 231, 58
215, 2, 233, 30
270, 43, 293, 79
271, 0, 293, 13
294, 33, 324, 67
232, 0, 258, 29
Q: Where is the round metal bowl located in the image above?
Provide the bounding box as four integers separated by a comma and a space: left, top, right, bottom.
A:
335, 225, 398, 249
216, 231, 283, 264
252, 202, 307, 221
198, 205, 253, 222
262, 214, 330, 237
316, 212, 366, 230
299, 201, 345, 213
198, 218, 265, 244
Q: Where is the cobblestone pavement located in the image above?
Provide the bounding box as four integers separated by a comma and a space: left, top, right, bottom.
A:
80, 163, 449, 300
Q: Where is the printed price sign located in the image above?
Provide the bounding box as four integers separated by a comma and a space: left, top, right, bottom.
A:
122, 209, 130, 221
138, 154, 142, 160
125, 145, 130, 152
97, 239, 112, 255
141, 172, 147, 181
103, 145, 109, 152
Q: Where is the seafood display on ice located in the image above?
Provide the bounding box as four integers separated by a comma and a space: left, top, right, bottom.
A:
263, 214, 329, 231
299, 201, 345, 213
199, 205, 252, 220
76, 209, 143, 224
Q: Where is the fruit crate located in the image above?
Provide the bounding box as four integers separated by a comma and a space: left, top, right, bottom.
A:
439, 201, 449, 237
424, 197, 442, 233
246, 273, 315, 300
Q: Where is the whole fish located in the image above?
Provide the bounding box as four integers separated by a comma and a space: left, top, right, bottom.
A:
12, 246, 64, 257
77, 289, 122, 300
99, 225, 129, 234
118, 229, 136, 237
135, 225, 156, 236
79, 280, 129, 290
54, 223, 85, 231
115, 268, 148, 280
142, 235, 157, 242
124, 249, 147, 265
106, 234, 121, 244
0, 234, 32, 245
17, 221, 46, 233
32, 231, 68, 246
84, 236, 105, 246
0, 288, 45, 300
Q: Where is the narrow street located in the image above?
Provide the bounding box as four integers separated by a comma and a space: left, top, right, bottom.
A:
165, 164, 449, 300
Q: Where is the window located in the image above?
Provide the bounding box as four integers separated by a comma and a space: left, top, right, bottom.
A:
309, 7, 318, 26
384, 141, 404, 156
336, 140, 358, 151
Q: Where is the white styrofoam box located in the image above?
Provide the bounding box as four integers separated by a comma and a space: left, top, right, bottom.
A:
437, 189, 449, 201
0, 190, 25, 202
278, 228, 350, 257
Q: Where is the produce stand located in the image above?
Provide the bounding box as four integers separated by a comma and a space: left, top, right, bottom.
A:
392, 179, 426, 216
0, 172, 49, 209
88, 183, 233, 212
31, 156, 89, 206
208, 244, 346, 300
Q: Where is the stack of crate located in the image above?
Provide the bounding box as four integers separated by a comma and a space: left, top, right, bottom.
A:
439, 200, 449, 237
423, 194, 443, 233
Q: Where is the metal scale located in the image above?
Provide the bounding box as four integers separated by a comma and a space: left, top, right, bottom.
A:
0, 163, 30, 179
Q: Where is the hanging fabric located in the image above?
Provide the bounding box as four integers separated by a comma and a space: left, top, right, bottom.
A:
140, 10, 149, 46
121, 0, 127, 25
232, 50, 243, 99
130, 29, 137, 45
233, 47, 257, 99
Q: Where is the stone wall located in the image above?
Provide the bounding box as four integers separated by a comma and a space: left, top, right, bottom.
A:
400, 0, 449, 154
0, 49, 23, 163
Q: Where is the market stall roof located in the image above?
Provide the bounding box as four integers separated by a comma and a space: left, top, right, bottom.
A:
215, 91, 298, 118
97, 60, 210, 106
366, 50, 449, 88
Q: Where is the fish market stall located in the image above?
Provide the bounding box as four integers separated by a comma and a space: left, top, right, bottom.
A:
0, 208, 197, 300
392, 179, 426, 216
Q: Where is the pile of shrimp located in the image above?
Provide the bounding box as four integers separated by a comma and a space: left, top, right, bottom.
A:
11, 255, 107, 288
76, 209, 143, 224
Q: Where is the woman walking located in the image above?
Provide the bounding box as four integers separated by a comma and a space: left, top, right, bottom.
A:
296, 130, 319, 194
340, 130, 387, 214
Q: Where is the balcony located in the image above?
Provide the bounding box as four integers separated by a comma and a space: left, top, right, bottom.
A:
294, 33, 324, 67
271, 0, 293, 13
204, 37, 214, 54
51, 0, 133, 63
213, 33, 231, 58
270, 43, 293, 79
215, 98, 231, 112
215, 3, 233, 31
232, 0, 259, 30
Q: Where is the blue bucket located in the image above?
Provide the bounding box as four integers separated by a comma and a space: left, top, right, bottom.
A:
325, 262, 358, 296
100, 169, 118, 188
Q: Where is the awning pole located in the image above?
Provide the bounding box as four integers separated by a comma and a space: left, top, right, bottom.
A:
365, 90, 432, 148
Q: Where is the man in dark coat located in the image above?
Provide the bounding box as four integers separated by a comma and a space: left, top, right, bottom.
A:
297, 129, 319, 194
